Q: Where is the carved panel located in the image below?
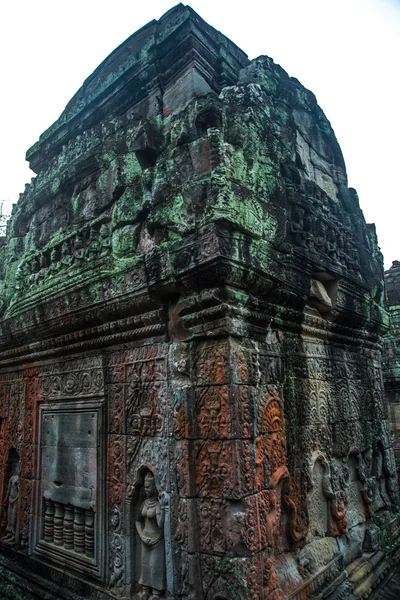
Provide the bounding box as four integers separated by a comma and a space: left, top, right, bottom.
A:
37, 357, 104, 400
33, 398, 105, 578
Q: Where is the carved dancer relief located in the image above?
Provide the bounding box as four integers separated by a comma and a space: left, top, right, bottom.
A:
308, 454, 348, 539
2, 475, 19, 544
322, 460, 348, 536
134, 471, 167, 600
306, 453, 349, 544
353, 451, 374, 518
256, 386, 307, 547
256, 386, 287, 487
371, 443, 396, 510
1, 447, 20, 545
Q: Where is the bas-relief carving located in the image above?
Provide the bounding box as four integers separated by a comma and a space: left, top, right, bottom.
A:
1, 448, 20, 545
308, 459, 329, 539
135, 472, 167, 599
0, 5, 397, 600
307, 454, 347, 542
130, 469, 168, 600
3, 474, 19, 544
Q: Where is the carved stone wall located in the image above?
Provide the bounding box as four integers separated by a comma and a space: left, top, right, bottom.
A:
0, 5, 398, 600
383, 261, 400, 480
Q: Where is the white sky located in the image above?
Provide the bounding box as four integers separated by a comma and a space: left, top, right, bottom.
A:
0, 0, 399, 268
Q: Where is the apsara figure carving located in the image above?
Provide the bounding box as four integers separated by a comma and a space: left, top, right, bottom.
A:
135, 471, 167, 599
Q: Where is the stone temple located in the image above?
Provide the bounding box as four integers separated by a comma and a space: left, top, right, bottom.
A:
0, 4, 399, 599
383, 261, 400, 480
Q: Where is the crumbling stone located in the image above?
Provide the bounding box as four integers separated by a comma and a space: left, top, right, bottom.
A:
0, 5, 398, 599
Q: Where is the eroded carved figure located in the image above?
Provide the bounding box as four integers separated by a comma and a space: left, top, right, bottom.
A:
135, 472, 167, 599
2, 474, 19, 543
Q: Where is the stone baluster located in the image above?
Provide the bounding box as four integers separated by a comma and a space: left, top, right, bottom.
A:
44, 499, 55, 543
73, 507, 85, 554
53, 502, 65, 546
63, 504, 74, 550
84, 508, 94, 557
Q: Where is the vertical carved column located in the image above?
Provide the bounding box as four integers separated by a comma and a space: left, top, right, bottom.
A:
53, 502, 64, 546
108, 428, 127, 591
73, 507, 85, 554
63, 504, 74, 550
44, 499, 55, 542
85, 508, 94, 557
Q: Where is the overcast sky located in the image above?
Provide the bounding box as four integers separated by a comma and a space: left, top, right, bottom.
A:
0, 0, 399, 268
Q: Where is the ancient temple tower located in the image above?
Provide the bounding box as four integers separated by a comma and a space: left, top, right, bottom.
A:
0, 5, 398, 599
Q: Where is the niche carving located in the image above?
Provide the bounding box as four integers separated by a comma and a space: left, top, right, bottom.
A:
1, 447, 20, 545
131, 467, 167, 600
